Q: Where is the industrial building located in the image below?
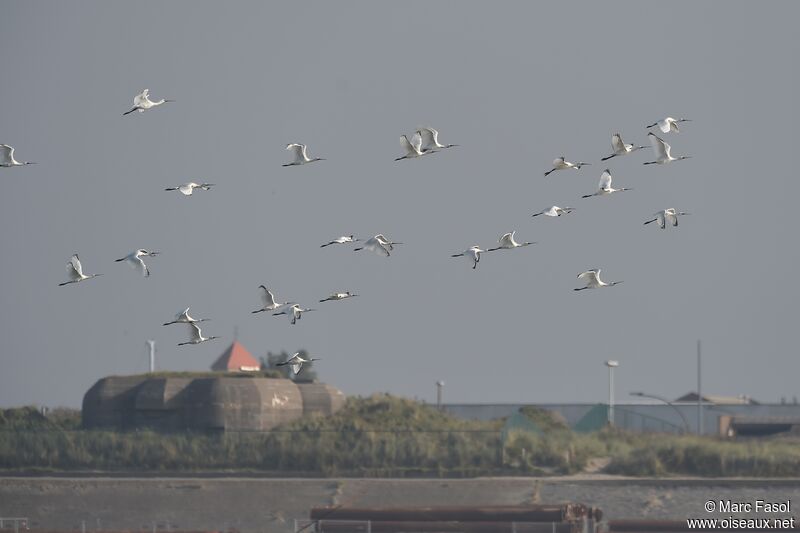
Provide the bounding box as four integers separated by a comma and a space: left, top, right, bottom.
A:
445, 393, 800, 437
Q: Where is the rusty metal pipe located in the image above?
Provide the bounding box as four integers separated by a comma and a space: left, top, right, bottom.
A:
310, 505, 586, 523
317, 520, 580, 532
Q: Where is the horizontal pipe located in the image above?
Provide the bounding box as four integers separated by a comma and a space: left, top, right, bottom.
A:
310, 505, 586, 522
317, 520, 580, 533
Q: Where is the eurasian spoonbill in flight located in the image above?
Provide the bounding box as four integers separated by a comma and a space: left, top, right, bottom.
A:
644, 208, 690, 229
0, 145, 36, 167
59, 254, 102, 286
544, 157, 590, 177
582, 169, 631, 198
321, 235, 359, 248
115, 249, 159, 277
163, 307, 210, 326
273, 304, 315, 325
395, 133, 437, 161
354, 234, 402, 257
416, 127, 458, 150
487, 231, 535, 251
601, 133, 646, 161
320, 291, 358, 303
646, 117, 691, 133
532, 206, 575, 217
283, 143, 325, 166
177, 322, 220, 346
276, 352, 320, 376
452, 246, 485, 270
643, 133, 691, 165
574, 269, 623, 291
123, 89, 173, 115
252, 286, 286, 313
165, 182, 214, 196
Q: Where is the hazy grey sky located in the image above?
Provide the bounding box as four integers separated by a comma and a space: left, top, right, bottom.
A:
1, 1, 799, 408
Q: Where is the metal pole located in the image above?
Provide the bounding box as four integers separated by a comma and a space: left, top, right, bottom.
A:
147, 340, 156, 373
436, 381, 444, 410
630, 392, 690, 433
697, 339, 703, 435
609, 366, 614, 426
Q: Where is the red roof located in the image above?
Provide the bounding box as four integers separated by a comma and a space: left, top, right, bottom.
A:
211, 341, 260, 371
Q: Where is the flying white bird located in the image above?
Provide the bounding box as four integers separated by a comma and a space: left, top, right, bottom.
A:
273, 304, 315, 325
354, 234, 402, 257
601, 133, 647, 161
395, 133, 437, 161
487, 231, 535, 252
0, 145, 36, 167
177, 322, 220, 346
643, 133, 691, 165
123, 89, 173, 115
163, 307, 210, 326
416, 127, 458, 150
164, 182, 214, 196
544, 157, 590, 177
532, 206, 575, 218
646, 117, 691, 133
276, 352, 320, 376
252, 286, 287, 314
321, 235, 358, 248
115, 249, 159, 277
283, 143, 325, 166
574, 268, 623, 291
59, 254, 102, 286
320, 291, 358, 303
451, 246, 485, 270
644, 208, 691, 229
582, 169, 631, 198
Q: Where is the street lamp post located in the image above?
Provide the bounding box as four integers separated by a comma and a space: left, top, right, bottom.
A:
605, 360, 619, 426
630, 391, 691, 434
146, 340, 156, 373
436, 381, 445, 410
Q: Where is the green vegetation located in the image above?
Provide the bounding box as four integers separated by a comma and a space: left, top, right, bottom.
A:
1, 399, 799, 477
0, 396, 501, 476
0, 406, 81, 431
517, 405, 570, 432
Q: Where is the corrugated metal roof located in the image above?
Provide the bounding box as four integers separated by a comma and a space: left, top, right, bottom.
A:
675, 392, 756, 404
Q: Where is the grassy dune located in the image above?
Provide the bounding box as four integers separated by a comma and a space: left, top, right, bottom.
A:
1, 398, 799, 477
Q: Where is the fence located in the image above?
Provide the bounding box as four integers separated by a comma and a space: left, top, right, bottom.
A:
0, 518, 28, 533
